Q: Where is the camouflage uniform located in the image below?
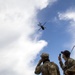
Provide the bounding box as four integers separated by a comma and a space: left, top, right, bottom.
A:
59, 50, 75, 75
35, 53, 60, 75
59, 58, 75, 75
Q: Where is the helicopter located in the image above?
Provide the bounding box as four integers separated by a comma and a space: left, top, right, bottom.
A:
38, 22, 47, 30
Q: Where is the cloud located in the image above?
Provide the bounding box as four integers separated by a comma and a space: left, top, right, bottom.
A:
35, 0, 57, 10
58, 10, 75, 21
58, 9, 75, 58
0, 0, 57, 75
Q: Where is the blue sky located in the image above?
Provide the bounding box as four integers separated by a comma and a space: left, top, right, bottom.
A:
35, 0, 75, 74
37, 0, 75, 56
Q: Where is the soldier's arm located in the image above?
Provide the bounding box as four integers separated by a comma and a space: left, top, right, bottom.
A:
34, 59, 42, 74
35, 66, 42, 74
58, 54, 65, 70
59, 60, 65, 70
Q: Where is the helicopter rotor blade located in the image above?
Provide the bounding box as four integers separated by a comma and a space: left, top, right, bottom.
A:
43, 22, 47, 26
38, 28, 41, 31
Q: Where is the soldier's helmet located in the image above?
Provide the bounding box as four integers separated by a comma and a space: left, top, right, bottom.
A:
61, 50, 70, 58
40, 53, 49, 58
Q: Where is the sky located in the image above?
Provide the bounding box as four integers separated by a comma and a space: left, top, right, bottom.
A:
0, 0, 75, 75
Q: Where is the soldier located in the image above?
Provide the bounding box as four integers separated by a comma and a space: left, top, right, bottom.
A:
35, 53, 60, 75
58, 50, 75, 75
